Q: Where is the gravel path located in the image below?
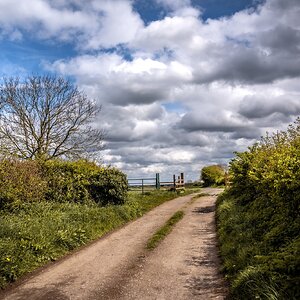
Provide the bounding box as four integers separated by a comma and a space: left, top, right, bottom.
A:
1, 188, 228, 300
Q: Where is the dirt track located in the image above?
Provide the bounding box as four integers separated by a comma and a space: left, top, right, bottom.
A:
1, 188, 228, 300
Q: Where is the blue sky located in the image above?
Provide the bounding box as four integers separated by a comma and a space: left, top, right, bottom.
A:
135, 0, 260, 23
0, 0, 299, 180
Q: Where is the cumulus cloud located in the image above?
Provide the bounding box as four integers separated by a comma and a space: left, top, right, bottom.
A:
51, 53, 192, 105
0, 0, 143, 49
50, 0, 300, 178
132, 0, 300, 85
257, 24, 300, 55
239, 95, 300, 119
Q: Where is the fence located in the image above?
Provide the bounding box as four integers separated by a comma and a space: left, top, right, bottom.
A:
128, 173, 185, 194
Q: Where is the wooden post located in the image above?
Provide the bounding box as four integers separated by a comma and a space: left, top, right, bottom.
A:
156, 173, 160, 190
180, 173, 184, 186
173, 174, 176, 190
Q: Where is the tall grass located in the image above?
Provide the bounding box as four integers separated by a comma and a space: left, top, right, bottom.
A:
146, 210, 184, 250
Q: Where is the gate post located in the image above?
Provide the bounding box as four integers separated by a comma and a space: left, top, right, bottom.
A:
173, 174, 176, 190
180, 173, 184, 186
156, 173, 160, 190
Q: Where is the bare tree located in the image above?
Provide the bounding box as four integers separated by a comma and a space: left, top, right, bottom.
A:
0, 75, 104, 160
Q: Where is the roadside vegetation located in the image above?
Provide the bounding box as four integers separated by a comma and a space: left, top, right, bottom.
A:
216, 118, 300, 299
0, 159, 196, 289
146, 210, 184, 250
201, 164, 226, 187
192, 192, 210, 199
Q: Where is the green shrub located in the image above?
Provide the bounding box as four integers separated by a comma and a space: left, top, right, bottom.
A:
201, 164, 225, 186
42, 159, 128, 205
0, 160, 46, 209
88, 167, 128, 205
0, 159, 128, 208
216, 118, 300, 299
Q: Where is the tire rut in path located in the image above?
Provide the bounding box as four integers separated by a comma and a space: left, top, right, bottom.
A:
113, 189, 228, 299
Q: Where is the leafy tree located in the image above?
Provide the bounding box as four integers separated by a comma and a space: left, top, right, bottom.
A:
201, 164, 225, 186
0, 75, 104, 160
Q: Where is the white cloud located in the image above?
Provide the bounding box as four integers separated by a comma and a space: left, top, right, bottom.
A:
0, 0, 143, 48
50, 53, 193, 105
84, 0, 143, 49
133, 15, 201, 52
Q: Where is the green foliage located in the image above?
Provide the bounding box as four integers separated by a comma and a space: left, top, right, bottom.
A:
201, 164, 225, 187
192, 192, 210, 199
41, 160, 93, 204
0, 159, 128, 208
128, 189, 193, 214
146, 210, 184, 250
42, 160, 128, 205
216, 118, 300, 299
88, 167, 128, 206
0, 160, 46, 210
0, 190, 181, 288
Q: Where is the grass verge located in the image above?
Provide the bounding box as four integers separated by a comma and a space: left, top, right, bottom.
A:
216, 191, 300, 299
146, 210, 184, 250
0, 189, 195, 289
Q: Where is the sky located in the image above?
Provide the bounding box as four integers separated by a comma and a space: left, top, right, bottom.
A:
0, 0, 300, 181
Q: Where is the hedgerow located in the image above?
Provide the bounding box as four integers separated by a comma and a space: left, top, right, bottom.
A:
42, 160, 128, 205
216, 118, 300, 299
0, 159, 128, 209
0, 160, 46, 210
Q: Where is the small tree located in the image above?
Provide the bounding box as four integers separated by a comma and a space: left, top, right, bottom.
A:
201, 165, 225, 187
0, 75, 104, 160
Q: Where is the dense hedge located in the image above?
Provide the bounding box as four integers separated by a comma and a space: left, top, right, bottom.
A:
0, 159, 128, 209
0, 160, 47, 209
42, 160, 128, 205
216, 118, 300, 299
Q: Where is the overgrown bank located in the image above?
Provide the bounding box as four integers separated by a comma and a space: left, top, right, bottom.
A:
216, 119, 300, 299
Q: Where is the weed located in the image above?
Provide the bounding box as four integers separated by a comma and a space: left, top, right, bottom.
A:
192, 192, 210, 199
146, 210, 184, 250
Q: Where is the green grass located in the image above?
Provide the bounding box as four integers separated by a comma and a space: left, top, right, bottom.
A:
192, 192, 210, 199
0, 189, 195, 289
216, 191, 300, 300
146, 210, 184, 250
